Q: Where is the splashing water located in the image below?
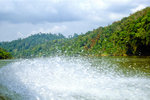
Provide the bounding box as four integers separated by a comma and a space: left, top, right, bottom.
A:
0, 57, 150, 100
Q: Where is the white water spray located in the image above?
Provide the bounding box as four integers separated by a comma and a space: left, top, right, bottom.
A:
0, 57, 150, 100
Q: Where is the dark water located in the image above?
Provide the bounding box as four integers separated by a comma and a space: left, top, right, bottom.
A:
0, 56, 150, 100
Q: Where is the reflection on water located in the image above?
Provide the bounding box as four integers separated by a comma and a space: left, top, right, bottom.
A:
0, 56, 150, 100
92, 56, 150, 77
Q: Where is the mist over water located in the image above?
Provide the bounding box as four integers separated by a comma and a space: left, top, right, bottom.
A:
0, 57, 150, 100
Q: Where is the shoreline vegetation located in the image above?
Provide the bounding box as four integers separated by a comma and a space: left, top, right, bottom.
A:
0, 7, 150, 59
0, 48, 12, 59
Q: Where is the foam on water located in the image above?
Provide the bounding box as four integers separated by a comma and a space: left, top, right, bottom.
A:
0, 57, 150, 100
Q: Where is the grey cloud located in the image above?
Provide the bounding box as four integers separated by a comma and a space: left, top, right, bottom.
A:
0, 0, 150, 41
107, 4, 133, 13
0, 11, 81, 24
0, 0, 82, 24
0, 0, 149, 24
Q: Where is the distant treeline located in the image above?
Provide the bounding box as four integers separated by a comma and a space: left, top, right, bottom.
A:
0, 7, 150, 58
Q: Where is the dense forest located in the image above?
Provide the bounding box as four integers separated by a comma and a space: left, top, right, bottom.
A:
0, 33, 66, 58
0, 7, 150, 58
0, 48, 12, 59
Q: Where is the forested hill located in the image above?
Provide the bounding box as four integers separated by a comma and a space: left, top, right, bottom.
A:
0, 7, 150, 58
67, 7, 150, 56
0, 33, 66, 58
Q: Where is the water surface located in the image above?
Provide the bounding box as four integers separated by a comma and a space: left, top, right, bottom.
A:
0, 56, 150, 100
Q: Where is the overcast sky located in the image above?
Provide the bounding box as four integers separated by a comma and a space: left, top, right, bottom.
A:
0, 0, 150, 41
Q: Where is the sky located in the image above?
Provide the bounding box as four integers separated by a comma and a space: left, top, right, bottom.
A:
0, 0, 150, 41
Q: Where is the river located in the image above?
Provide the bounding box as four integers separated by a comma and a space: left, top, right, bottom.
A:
0, 56, 150, 100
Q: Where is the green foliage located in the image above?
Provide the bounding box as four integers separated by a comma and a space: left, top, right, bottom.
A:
0, 33, 65, 58
0, 48, 12, 59
0, 7, 150, 58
